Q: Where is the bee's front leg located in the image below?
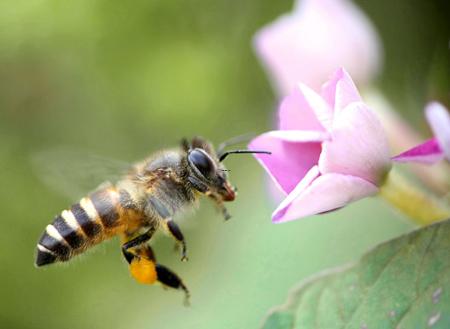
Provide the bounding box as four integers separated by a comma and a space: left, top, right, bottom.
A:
219, 205, 231, 221
208, 195, 231, 220
164, 220, 188, 262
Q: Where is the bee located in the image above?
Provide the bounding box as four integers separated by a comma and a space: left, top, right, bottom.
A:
35, 136, 269, 302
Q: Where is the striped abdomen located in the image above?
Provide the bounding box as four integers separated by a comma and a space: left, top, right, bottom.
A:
35, 187, 139, 267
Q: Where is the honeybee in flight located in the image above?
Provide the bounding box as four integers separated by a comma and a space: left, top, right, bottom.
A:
35, 136, 269, 302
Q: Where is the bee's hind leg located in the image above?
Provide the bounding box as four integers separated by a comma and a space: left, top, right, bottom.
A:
121, 231, 158, 286
155, 263, 190, 306
121, 242, 190, 305
121, 227, 156, 253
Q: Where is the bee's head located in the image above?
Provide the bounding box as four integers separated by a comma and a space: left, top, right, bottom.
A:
182, 136, 270, 203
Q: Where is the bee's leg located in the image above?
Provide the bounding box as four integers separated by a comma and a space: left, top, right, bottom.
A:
121, 227, 156, 253
121, 228, 156, 266
208, 195, 231, 220
219, 205, 231, 221
155, 263, 190, 306
164, 220, 188, 262
122, 244, 190, 305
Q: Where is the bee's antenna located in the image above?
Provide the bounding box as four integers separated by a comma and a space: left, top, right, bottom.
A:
217, 133, 256, 155
219, 150, 271, 162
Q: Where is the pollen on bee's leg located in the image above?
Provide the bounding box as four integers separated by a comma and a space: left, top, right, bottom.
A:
130, 258, 157, 284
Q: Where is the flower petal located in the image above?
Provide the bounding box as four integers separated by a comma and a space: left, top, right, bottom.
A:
262, 130, 330, 142
392, 138, 444, 164
321, 68, 362, 114
425, 102, 450, 160
272, 172, 378, 223
249, 131, 326, 194
298, 83, 334, 131
272, 165, 320, 216
279, 87, 327, 131
318, 102, 391, 185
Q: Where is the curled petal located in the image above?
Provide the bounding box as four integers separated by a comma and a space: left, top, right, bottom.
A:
425, 102, 450, 160
321, 68, 362, 113
273, 172, 378, 223
392, 138, 444, 164
298, 83, 334, 131
261, 130, 330, 142
272, 165, 320, 218
319, 102, 391, 185
279, 87, 327, 131
249, 131, 327, 194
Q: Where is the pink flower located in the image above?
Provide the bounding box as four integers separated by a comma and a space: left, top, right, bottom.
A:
392, 102, 450, 164
254, 0, 381, 95
249, 68, 391, 223
253, 0, 448, 195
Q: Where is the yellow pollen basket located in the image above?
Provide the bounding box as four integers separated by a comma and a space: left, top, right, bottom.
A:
130, 258, 157, 284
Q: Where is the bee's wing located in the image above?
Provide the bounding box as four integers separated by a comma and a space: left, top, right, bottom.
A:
31, 147, 132, 200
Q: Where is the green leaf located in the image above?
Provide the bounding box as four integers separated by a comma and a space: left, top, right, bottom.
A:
261, 218, 450, 329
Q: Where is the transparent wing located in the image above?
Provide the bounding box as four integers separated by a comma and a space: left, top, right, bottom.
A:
31, 147, 132, 200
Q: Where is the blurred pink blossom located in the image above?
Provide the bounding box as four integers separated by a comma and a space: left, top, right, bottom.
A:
393, 102, 450, 164
254, 0, 381, 95
249, 68, 391, 223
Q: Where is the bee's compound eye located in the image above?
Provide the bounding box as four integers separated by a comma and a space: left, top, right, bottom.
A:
188, 149, 214, 177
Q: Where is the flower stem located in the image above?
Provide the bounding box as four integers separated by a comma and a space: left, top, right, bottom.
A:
379, 169, 450, 226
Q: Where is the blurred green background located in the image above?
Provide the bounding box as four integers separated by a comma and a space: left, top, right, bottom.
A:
0, 1, 448, 328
